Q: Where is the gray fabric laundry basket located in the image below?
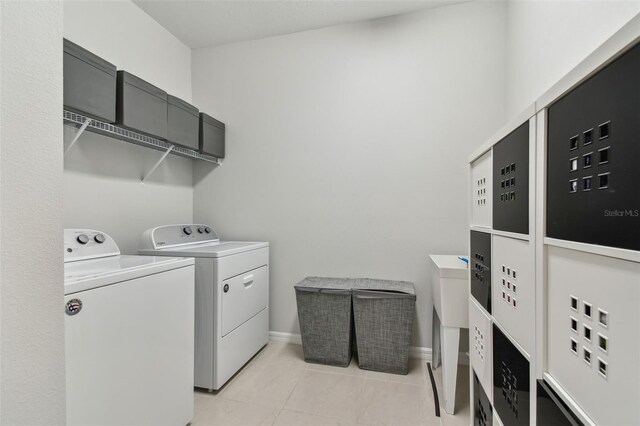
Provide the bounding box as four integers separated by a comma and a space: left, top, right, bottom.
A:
295, 277, 353, 367
352, 279, 416, 375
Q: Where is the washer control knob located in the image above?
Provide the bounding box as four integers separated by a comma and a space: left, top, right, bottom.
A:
223, 284, 229, 293
183, 226, 192, 235
94, 234, 106, 244
197, 227, 204, 234
76, 234, 89, 245
204, 227, 211, 234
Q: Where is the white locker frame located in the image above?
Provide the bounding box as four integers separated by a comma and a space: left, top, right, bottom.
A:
468, 106, 537, 426
469, 15, 640, 426
533, 15, 640, 426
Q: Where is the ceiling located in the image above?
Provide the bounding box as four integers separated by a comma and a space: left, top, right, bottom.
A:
133, 0, 464, 49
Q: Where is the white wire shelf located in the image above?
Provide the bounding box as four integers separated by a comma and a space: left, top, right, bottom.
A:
63, 110, 222, 165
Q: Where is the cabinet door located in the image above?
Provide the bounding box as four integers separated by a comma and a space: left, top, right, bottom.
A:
536, 380, 583, 426
221, 265, 269, 337
471, 230, 492, 314
491, 236, 534, 356
547, 43, 640, 250
547, 246, 640, 425
474, 370, 493, 426
493, 324, 530, 426
471, 150, 493, 229
470, 298, 493, 400
493, 121, 529, 235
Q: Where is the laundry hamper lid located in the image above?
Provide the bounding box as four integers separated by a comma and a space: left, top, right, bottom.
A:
352, 278, 415, 300
294, 276, 354, 292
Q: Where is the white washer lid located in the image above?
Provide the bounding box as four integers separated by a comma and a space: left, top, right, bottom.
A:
428, 255, 468, 278
139, 241, 269, 258
64, 255, 194, 295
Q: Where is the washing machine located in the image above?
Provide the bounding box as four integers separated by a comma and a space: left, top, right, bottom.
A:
64, 229, 195, 426
139, 224, 269, 390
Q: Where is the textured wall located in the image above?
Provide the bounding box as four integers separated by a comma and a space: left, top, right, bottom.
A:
192, 1, 508, 349
0, 1, 66, 423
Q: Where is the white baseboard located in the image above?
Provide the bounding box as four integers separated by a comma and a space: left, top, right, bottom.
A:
409, 346, 432, 360
268, 331, 469, 365
269, 331, 302, 344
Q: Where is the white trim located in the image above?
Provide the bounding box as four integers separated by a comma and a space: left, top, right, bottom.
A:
268, 331, 469, 365
468, 146, 492, 166
528, 113, 539, 426
269, 331, 302, 344
468, 226, 492, 235
543, 373, 597, 426
409, 345, 431, 360
492, 318, 531, 360
544, 237, 640, 263
490, 228, 531, 242
534, 110, 547, 380
469, 224, 492, 233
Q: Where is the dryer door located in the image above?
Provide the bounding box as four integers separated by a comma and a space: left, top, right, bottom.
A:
221, 265, 269, 337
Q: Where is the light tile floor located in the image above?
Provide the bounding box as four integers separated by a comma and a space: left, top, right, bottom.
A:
192, 342, 470, 426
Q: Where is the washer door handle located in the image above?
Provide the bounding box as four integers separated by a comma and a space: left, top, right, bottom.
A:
223, 283, 229, 293
243, 274, 254, 287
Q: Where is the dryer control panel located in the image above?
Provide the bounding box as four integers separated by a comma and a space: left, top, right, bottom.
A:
64, 229, 120, 262
140, 224, 221, 250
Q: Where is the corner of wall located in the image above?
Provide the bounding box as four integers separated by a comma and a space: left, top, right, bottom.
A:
1, 1, 66, 423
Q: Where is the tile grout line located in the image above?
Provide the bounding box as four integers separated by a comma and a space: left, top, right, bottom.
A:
193, 343, 464, 426
357, 369, 369, 425
272, 358, 309, 425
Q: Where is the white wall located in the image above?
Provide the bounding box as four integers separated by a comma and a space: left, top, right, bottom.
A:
506, 1, 640, 117
63, 0, 194, 254
0, 1, 66, 423
192, 1, 508, 349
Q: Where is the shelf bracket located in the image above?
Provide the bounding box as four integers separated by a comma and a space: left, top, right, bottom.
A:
64, 117, 92, 156
141, 144, 174, 182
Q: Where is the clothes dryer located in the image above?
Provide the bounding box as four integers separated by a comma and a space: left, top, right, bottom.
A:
139, 224, 269, 390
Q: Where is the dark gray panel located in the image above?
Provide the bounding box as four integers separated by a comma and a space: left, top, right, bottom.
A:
63, 39, 116, 123
547, 43, 640, 251
474, 371, 493, 426
493, 122, 530, 234
116, 71, 168, 139
536, 380, 583, 426
470, 230, 491, 314
199, 113, 225, 158
493, 324, 530, 426
167, 95, 199, 150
